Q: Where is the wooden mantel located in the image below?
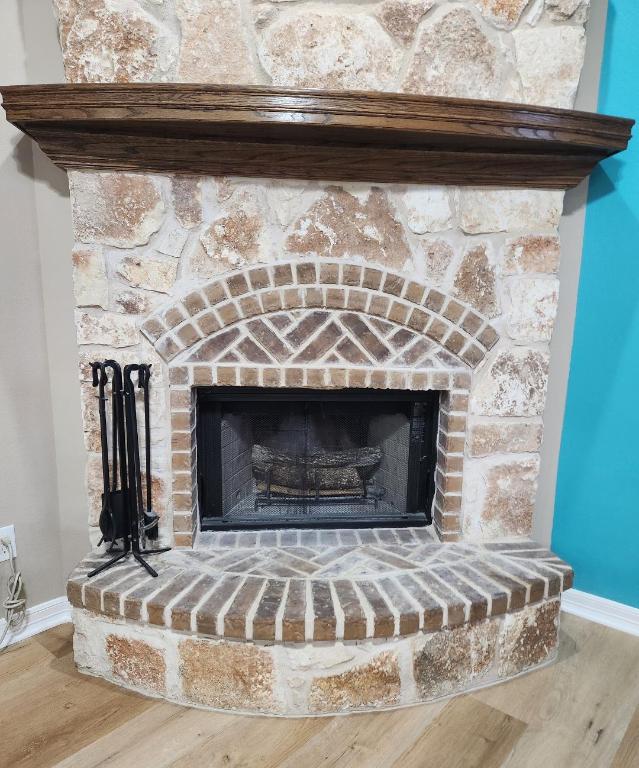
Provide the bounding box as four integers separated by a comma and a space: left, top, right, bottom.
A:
0, 83, 633, 188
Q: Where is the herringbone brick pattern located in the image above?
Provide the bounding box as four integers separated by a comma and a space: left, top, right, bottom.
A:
183, 309, 465, 369
141, 260, 499, 369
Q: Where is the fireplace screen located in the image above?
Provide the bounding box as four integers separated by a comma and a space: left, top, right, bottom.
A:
196, 388, 439, 529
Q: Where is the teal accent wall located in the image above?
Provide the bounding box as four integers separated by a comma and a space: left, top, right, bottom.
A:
552, 1, 639, 607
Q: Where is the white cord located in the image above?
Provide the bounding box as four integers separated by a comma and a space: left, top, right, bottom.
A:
0, 539, 26, 651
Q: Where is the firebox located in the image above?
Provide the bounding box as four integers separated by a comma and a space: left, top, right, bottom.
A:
196, 388, 439, 530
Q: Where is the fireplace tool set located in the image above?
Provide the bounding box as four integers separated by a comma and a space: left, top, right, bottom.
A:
87, 361, 170, 579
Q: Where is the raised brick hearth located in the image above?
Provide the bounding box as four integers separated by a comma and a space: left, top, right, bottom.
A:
70, 529, 572, 641
68, 531, 570, 714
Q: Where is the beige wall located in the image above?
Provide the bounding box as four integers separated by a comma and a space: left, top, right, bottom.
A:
534, 0, 608, 545
0, 0, 85, 610
0, 0, 608, 610
21, 0, 89, 584
0, 0, 64, 606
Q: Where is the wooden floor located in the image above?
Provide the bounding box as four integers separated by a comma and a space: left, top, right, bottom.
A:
1, 614, 638, 768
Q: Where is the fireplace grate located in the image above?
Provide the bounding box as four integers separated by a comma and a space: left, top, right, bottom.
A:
223, 497, 402, 523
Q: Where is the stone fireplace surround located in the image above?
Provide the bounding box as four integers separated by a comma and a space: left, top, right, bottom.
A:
36, 0, 602, 716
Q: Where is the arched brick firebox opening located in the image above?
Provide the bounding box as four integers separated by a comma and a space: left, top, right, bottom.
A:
140, 260, 499, 547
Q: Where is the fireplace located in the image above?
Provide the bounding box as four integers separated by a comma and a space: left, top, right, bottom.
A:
8, 0, 631, 719
196, 387, 439, 530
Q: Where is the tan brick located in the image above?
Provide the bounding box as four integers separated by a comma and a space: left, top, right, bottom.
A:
202, 281, 226, 306
341, 264, 362, 286
362, 267, 383, 290
296, 262, 317, 284
319, 262, 340, 284
273, 263, 293, 286
184, 291, 207, 316
226, 273, 249, 297
248, 266, 271, 290
217, 302, 241, 326
240, 367, 259, 386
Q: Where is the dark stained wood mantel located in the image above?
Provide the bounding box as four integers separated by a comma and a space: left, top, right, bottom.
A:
0, 83, 633, 188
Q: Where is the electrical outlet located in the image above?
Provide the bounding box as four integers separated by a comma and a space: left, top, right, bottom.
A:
0, 525, 17, 562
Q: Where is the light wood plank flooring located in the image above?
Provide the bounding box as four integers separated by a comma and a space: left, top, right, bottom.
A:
1, 613, 638, 768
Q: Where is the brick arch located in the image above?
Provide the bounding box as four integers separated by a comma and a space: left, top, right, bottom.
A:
142, 260, 491, 547
141, 260, 499, 370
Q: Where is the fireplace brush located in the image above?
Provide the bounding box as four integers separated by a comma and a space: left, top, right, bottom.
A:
87, 361, 170, 579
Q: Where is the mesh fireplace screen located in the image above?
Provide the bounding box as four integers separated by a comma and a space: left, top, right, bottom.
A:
197, 388, 439, 529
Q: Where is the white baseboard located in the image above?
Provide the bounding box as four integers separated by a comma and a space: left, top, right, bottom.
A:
562, 589, 639, 637
0, 596, 72, 649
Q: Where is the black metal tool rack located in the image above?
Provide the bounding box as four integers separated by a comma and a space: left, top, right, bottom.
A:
88, 361, 170, 578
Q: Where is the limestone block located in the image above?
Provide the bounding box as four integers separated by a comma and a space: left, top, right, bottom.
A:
376, 0, 435, 45
258, 12, 401, 90
499, 600, 560, 676
506, 277, 559, 341
401, 187, 453, 234
153, 227, 189, 259
75, 311, 139, 347
171, 176, 203, 229
471, 348, 550, 416
458, 189, 563, 234
514, 26, 586, 108
194, 183, 271, 278
252, 3, 279, 31
179, 638, 277, 711
413, 620, 498, 699
502, 235, 560, 275
113, 289, 159, 315
421, 239, 455, 284
453, 243, 499, 318
70, 173, 165, 248
309, 651, 401, 712
116, 255, 178, 293
53, 0, 176, 82
106, 634, 166, 693
470, 0, 529, 30
286, 186, 412, 270
468, 420, 543, 457
80, 384, 101, 453
545, 0, 590, 23
72, 246, 108, 308
176, 0, 257, 83
478, 456, 540, 536
402, 8, 516, 100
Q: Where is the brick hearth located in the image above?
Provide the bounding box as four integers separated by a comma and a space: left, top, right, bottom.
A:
68, 530, 572, 643
69, 530, 570, 714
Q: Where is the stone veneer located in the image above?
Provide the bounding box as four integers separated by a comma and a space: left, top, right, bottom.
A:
54, 0, 589, 549
53, 0, 587, 716
74, 600, 561, 714
72, 180, 564, 547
